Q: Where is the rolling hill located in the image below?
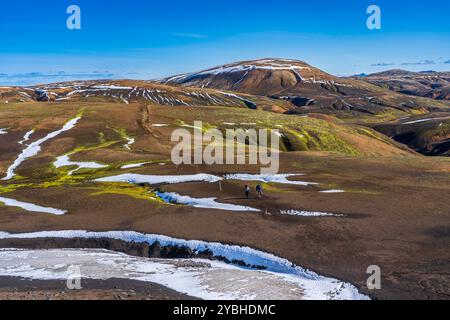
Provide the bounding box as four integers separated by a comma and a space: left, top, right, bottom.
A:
1, 61, 449, 157
0, 86, 36, 103
0, 80, 293, 113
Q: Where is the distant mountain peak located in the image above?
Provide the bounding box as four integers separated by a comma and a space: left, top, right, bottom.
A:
352, 73, 369, 78
367, 69, 416, 77
162, 58, 314, 83
159, 58, 339, 96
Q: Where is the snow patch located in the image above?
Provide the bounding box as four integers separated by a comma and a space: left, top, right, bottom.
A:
152, 124, 169, 127
0, 197, 66, 215
280, 210, 344, 217
54, 155, 107, 175
121, 162, 151, 169
95, 173, 223, 185
92, 85, 133, 90
403, 118, 433, 125
320, 190, 345, 194
224, 174, 317, 186
0, 231, 369, 300
156, 192, 259, 212
218, 91, 257, 109
18, 130, 34, 145
2, 117, 81, 181
402, 116, 450, 125
124, 137, 135, 150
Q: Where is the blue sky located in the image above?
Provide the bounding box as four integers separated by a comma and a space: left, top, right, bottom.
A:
1, 0, 449, 85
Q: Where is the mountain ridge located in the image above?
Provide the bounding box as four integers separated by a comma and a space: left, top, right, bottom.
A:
361, 69, 450, 101
159, 58, 450, 117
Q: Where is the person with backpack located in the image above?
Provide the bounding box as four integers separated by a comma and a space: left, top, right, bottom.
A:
244, 185, 251, 199
256, 184, 263, 199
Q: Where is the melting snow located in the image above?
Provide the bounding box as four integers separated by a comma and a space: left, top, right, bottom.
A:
119, 96, 129, 104
0, 248, 302, 300
280, 210, 344, 217
151, 124, 169, 127
0, 231, 369, 300
2, 117, 81, 181
320, 190, 345, 194
92, 85, 133, 90
402, 117, 450, 125
224, 174, 318, 186
0, 197, 66, 215
18, 130, 34, 145
217, 91, 257, 109
124, 137, 135, 150
156, 192, 259, 212
403, 118, 433, 125
121, 162, 151, 169
95, 173, 223, 185
0, 128, 7, 135
181, 123, 203, 130
54, 155, 107, 175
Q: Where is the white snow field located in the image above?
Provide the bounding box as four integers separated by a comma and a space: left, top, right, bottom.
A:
0, 197, 66, 215
224, 173, 318, 186
156, 192, 259, 212
2, 116, 82, 181
53, 155, 107, 175
0, 231, 369, 300
95, 173, 223, 185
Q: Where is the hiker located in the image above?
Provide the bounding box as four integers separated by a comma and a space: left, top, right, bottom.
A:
256, 184, 263, 198
244, 185, 251, 199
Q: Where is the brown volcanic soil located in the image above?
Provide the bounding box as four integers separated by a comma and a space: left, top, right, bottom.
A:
0, 101, 449, 300
0, 153, 449, 300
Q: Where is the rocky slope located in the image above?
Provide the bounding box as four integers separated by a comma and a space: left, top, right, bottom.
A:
372, 112, 450, 156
